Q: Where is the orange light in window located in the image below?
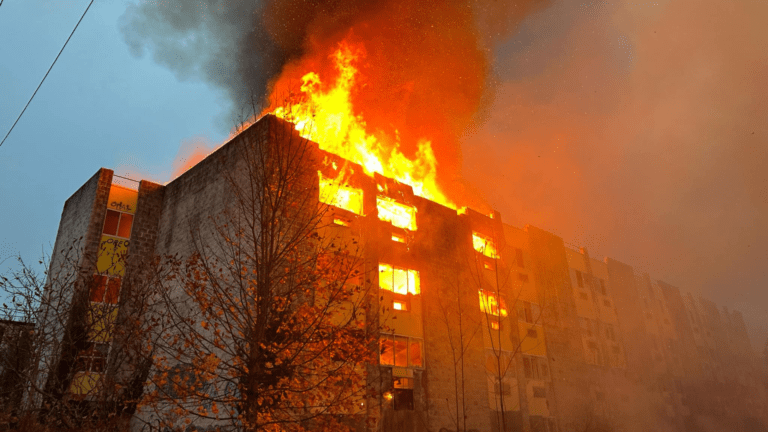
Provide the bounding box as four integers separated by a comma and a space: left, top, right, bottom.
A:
473, 232, 498, 259
384, 392, 393, 401
319, 172, 364, 215
103, 210, 120, 236
117, 213, 133, 238
393, 301, 404, 311
392, 234, 405, 243
491, 320, 500, 330
479, 290, 508, 317
379, 264, 420, 295
333, 217, 350, 227
377, 196, 417, 231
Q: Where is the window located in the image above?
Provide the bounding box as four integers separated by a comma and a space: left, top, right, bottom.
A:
548, 418, 558, 432
392, 296, 410, 312
523, 355, 549, 380
89, 275, 120, 304
516, 301, 540, 324
333, 217, 350, 227
494, 381, 512, 396
490, 319, 501, 331
394, 377, 414, 389
603, 299, 611, 307
579, 292, 589, 300
606, 324, 616, 341
394, 388, 414, 410
377, 196, 417, 230
533, 386, 547, 398
103, 209, 133, 239
518, 272, 529, 283
479, 290, 508, 317
579, 317, 593, 337
588, 341, 598, 350
599, 279, 607, 295
73, 343, 108, 373
319, 174, 364, 215
472, 232, 498, 259
380, 335, 423, 368
575, 270, 584, 288
391, 378, 416, 412
391, 233, 405, 243
379, 264, 420, 295
527, 328, 538, 339
515, 248, 524, 268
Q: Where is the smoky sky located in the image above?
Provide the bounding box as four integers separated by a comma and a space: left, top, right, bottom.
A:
461, 0, 768, 346
120, 0, 768, 347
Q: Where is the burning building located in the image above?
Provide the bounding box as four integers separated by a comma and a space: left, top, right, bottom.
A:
37, 111, 767, 432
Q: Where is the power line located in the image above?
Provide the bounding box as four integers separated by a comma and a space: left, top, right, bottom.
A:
0, 0, 95, 148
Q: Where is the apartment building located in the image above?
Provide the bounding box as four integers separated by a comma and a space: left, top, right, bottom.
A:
40, 115, 767, 432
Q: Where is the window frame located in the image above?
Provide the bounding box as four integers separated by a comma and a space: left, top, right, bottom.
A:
379, 334, 424, 369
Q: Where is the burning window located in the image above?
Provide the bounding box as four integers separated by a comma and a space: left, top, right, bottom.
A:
319, 173, 364, 215
472, 232, 498, 259
379, 335, 423, 368
478, 290, 508, 317
377, 196, 417, 231
379, 264, 420, 295
392, 297, 410, 312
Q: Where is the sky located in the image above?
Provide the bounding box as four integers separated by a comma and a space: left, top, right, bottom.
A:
1, 0, 766, 348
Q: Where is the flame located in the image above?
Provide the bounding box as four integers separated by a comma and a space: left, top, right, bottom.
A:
478, 290, 508, 317
379, 263, 420, 295
472, 232, 499, 259
271, 41, 455, 209
318, 172, 364, 215
377, 196, 417, 231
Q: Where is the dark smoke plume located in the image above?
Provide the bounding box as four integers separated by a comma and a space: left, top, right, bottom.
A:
120, 0, 549, 203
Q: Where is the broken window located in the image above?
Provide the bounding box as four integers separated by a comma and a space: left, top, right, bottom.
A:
472, 232, 499, 259
377, 196, 417, 230
319, 173, 364, 215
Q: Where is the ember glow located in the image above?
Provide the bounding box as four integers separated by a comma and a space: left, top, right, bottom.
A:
270, 42, 454, 209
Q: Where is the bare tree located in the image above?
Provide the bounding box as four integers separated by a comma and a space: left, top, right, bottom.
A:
138, 115, 378, 432
0, 243, 168, 430
470, 227, 548, 432
435, 257, 480, 432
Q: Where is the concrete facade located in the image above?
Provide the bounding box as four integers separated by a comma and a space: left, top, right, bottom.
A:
44, 115, 768, 431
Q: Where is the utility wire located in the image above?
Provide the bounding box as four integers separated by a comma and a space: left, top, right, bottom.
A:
0, 0, 95, 148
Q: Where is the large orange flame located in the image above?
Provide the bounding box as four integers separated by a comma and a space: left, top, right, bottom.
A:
270, 42, 455, 209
